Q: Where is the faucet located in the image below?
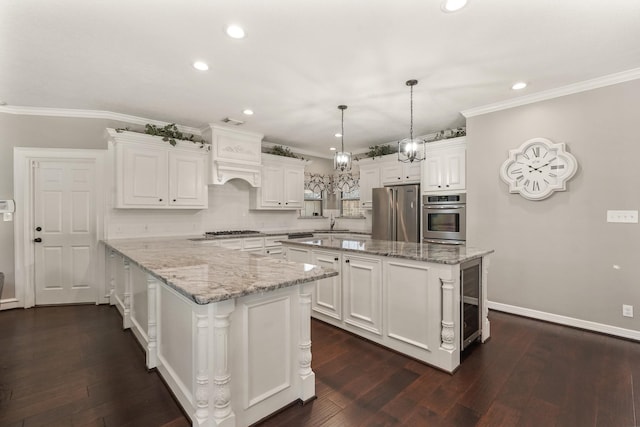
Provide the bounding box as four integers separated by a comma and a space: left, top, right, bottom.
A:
330, 214, 335, 231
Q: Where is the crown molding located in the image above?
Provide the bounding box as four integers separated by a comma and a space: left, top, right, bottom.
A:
461, 67, 640, 118
0, 105, 202, 135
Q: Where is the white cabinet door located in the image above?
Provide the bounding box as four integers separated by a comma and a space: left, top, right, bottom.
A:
423, 155, 444, 192
283, 167, 304, 208
404, 160, 422, 183
381, 162, 404, 185
311, 250, 342, 321
260, 165, 285, 208
442, 146, 465, 191
342, 255, 382, 335
169, 151, 207, 207
358, 164, 381, 209
121, 144, 168, 206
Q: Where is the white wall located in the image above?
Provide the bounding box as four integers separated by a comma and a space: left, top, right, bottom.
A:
466, 78, 640, 333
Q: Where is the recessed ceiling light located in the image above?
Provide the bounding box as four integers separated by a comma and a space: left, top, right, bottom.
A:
330, 147, 336, 151
334, 133, 342, 138
193, 61, 209, 71
226, 25, 246, 39
441, 0, 468, 12
242, 109, 254, 115
512, 81, 528, 90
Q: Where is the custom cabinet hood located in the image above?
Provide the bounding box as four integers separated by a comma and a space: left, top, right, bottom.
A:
203, 124, 263, 187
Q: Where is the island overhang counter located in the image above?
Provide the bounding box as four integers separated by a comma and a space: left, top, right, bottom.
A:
103, 237, 338, 427
281, 236, 495, 373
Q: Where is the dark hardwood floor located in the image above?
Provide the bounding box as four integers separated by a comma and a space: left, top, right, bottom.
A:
1, 305, 638, 426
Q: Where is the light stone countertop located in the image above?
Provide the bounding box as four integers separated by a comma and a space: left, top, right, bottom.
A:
282, 236, 494, 265
103, 237, 339, 305
188, 229, 371, 241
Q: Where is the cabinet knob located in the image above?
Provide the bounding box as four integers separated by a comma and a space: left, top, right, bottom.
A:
406, 176, 409, 179
278, 202, 281, 205
159, 198, 163, 202
446, 185, 450, 188
397, 177, 401, 180
35, 226, 42, 232
34, 237, 42, 243
285, 202, 288, 205
334, 257, 339, 261
437, 185, 442, 188
173, 199, 177, 202
345, 259, 350, 263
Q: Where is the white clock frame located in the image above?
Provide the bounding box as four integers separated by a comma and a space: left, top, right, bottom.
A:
500, 137, 577, 201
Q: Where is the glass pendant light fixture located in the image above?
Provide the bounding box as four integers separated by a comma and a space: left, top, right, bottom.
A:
334, 105, 352, 172
398, 79, 426, 163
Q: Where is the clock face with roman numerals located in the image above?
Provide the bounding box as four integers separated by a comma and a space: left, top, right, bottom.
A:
500, 137, 577, 200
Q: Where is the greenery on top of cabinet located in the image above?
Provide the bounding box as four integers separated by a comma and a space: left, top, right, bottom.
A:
266, 145, 304, 159
115, 124, 210, 149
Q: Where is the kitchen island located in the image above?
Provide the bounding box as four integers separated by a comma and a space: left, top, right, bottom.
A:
281, 236, 494, 373
103, 237, 338, 427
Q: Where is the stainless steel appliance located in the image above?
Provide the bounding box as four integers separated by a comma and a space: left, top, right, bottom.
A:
372, 185, 420, 243
461, 258, 482, 350
422, 194, 466, 245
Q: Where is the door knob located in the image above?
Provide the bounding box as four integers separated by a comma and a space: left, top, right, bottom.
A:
34, 238, 42, 243
35, 226, 42, 232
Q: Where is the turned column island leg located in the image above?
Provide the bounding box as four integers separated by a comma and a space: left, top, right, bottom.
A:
298, 282, 316, 403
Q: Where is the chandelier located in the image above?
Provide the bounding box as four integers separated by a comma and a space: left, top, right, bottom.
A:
398, 79, 426, 163
334, 105, 352, 172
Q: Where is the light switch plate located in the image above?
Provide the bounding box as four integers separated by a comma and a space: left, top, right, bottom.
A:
622, 304, 634, 318
3, 212, 13, 222
607, 210, 638, 223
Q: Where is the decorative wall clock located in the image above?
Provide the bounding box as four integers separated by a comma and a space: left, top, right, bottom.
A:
499, 137, 577, 201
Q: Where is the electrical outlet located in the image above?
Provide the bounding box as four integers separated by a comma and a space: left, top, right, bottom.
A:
607, 210, 638, 223
622, 304, 634, 318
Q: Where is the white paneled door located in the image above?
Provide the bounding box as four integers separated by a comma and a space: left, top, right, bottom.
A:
34, 160, 97, 305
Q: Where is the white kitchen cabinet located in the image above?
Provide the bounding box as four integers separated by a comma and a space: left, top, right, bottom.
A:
380, 155, 421, 185
342, 254, 382, 336
284, 245, 311, 263
108, 129, 208, 209
422, 138, 466, 194
358, 160, 381, 209
310, 249, 342, 321
251, 154, 306, 210
264, 235, 287, 258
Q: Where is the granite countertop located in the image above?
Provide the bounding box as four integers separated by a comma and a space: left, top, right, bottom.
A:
103, 237, 338, 305
282, 236, 494, 265
190, 229, 371, 241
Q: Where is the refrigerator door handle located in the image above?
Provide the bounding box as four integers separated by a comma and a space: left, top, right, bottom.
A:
391, 189, 397, 241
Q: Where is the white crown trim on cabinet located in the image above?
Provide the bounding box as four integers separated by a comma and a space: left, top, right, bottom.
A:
488, 301, 640, 342
0, 105, 202, 136
462, 67, 640, 118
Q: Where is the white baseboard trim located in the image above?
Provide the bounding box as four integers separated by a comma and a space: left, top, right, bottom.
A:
488, 301, 640, 342
0, 298, 21, 310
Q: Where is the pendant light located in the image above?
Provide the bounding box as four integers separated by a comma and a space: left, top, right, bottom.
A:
398, 79, 425, 163
334, 105, 352, 172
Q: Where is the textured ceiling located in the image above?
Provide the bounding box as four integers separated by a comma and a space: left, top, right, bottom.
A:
2, 0, 640, 156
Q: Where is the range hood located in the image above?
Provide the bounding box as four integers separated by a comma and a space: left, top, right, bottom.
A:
203, 124, 263, 187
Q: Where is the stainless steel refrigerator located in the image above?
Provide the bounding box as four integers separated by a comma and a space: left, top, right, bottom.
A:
372, 184, 420, 242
